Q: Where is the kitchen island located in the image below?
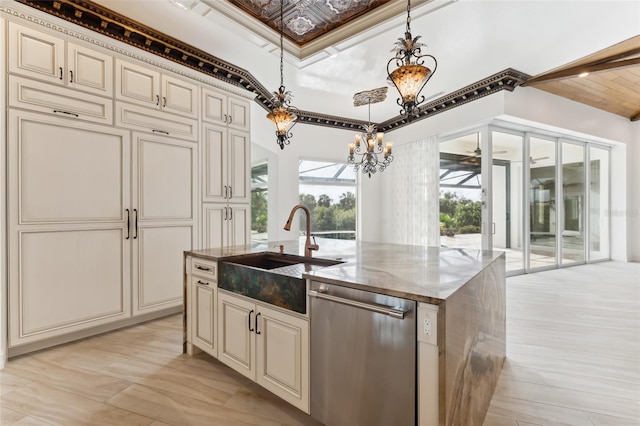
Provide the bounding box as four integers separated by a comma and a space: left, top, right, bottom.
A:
184, 238, 505, 426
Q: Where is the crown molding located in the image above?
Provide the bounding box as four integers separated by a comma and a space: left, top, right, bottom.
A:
10, 0, 530, 134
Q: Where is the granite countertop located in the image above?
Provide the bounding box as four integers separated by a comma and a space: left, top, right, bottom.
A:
186, 238, 505, 304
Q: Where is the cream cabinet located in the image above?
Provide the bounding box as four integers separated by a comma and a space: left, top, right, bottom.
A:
8, 22, 113, 97
217, 290, 310, 413
131, 132, 197, 316
6, 111, 196, 347
202, 203, 250, 250
202, 123, 250, 204
189, 257, 218, 358
202, 88, 250, 131
115, 59, 198, 118
8, 75, 113, 124
7, 110, 132, 347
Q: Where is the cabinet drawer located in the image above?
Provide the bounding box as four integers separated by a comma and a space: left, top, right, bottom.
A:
191, 259, 217, 280
9, 76, 113, 125
115, 102, 198, 141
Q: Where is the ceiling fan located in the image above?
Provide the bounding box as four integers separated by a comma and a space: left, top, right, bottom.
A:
530, 156, 550, 164
461, 136, 506, 160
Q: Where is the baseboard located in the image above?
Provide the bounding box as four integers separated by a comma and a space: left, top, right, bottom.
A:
7, 306, 182, 358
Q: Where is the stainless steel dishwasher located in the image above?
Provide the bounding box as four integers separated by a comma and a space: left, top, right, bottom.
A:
309, 280, 416, 426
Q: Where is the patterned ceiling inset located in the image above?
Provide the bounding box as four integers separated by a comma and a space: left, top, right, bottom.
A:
228, 0, 392, 46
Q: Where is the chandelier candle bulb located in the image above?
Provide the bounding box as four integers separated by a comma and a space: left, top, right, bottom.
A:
347, 87, 393, 177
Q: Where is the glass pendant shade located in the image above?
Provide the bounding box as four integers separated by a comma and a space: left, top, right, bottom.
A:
267, 106, 297, 136
389, 63, 432, 105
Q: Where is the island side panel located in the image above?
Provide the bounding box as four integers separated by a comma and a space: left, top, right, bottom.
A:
443, 254, 506, 425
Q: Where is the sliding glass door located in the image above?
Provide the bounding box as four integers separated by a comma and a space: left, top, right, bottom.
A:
561, 142, 586, 265
491, 130, 524, 274
528, 136, 557, 270
588, 146, 610, 261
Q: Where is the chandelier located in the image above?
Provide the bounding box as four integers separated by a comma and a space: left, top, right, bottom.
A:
387, 0, 437, 119
266, 0, 299, 150
347, 87, 393, 178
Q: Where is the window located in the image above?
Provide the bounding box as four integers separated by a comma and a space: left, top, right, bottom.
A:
251, 162, 268, 242
298, 160, 356, 240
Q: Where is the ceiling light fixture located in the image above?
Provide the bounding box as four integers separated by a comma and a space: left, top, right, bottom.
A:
266, 0, 299, 150
387, 0, 437, 119
347, 87, 393, 178
578, 71, 590, 78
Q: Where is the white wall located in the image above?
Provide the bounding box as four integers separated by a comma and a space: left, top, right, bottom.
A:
629, 122, 640, 262
0, 15, 6, 369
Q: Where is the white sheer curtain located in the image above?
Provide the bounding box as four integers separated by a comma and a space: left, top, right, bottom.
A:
381, 136, 439, 247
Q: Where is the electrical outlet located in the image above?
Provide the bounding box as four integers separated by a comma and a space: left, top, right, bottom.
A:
423, 318, 432, 336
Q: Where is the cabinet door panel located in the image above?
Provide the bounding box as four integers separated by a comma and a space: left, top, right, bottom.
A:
9, 76, 113, 124
10, 228, 130, 346
13, 113, 128, 223
228, 97, 250, 131
202, 88, 227, 124
203, 124, 228, 203
217, 292, 254, 379
137, 135, 195, 221
228, 130, 250, 203
67, 43, 113, 97
228, 204, 249, 247
203, 204, 227, 249
116, 59, 160, 107
192, 278, 216, 356
162, 75, 198, 118
116, 102, 198, 141
256, 306, 309, 412
133, 225, 192, 314
9, 22, 64, 84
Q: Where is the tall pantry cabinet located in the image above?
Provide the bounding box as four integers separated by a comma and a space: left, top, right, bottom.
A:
3, 15, 252, 353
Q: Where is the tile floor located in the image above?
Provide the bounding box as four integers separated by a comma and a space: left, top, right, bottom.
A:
0, 261, 638, 425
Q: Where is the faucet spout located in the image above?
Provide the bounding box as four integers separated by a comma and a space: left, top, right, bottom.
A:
283, 204, 319, 257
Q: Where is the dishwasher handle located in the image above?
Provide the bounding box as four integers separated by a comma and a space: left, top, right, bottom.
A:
308, 290, 406, 319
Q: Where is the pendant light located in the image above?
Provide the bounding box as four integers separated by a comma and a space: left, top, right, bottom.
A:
266, 0, 299, 150
347, 87, 393, 178
387, 0, 437, 119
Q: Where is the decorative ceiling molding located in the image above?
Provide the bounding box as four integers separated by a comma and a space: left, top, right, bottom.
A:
14, 0, 530, 133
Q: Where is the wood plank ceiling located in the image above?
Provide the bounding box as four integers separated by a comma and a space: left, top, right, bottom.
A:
523, 35, 640, 122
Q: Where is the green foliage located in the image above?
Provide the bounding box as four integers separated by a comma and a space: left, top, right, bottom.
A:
454, 201, 481, 228
251, 189, 268, 233
297, 192, 356, 238
458, 224, 481, 234
299, 193, 317, 210
439, 191, 482, 236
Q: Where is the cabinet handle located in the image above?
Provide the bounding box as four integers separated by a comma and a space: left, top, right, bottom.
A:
224, 185, 228, 199
229, 207, 233, 220
255, 312, 261, 335
156, 94, 160, 106
69, 70, 73, 83
163, 96, 167, 107
196, 280, 209, 286
195, 265, 212, 272
229, 186, 232, 199
53, 109, 79, 117
223, 114, 227, 123
152, 129, 170, 135
228, 115, 233, 125
59, 67, 63, 80
248, 309, 255, 332
133, 208, 138, 239
224, 206, 228, 221
125, 209, 130, 240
